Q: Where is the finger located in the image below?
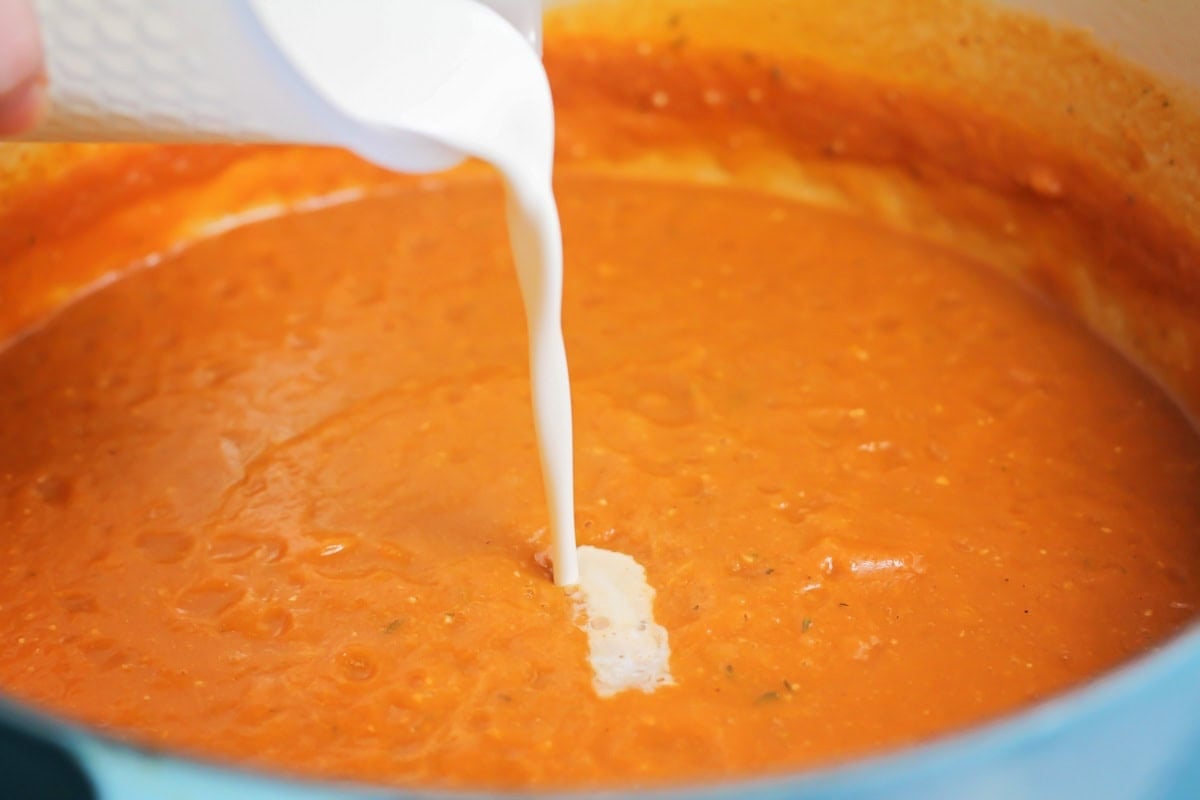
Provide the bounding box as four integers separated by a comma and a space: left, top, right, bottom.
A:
0, 75, 45, 136
0, 0, 46, 136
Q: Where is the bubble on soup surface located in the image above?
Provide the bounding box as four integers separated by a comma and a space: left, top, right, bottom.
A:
221, 604, 294, 639
336, 646, 379, 682
176, 578, 247, 618
135, 530, 196, 563
32, 474, 72, 506
207, 532, 287, 563
57, 592, 99, 614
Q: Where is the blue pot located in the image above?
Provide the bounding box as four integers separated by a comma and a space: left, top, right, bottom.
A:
3, 620, 1198, 798
3, 1, 1198, 797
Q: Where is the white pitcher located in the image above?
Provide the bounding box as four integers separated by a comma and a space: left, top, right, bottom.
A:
29, 0, 545, 174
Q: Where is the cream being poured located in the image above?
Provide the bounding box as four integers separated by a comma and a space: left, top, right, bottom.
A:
252, 0, 673, 694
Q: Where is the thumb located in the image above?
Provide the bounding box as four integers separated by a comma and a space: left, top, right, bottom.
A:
0, 0, 46, 136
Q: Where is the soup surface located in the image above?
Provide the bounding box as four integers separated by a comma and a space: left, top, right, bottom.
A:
0, 170, 1199, 788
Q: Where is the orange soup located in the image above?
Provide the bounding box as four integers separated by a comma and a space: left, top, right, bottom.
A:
1, 0, 1199, 792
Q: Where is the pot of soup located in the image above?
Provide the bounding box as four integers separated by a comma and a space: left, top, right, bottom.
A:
0, 0, 1198, 798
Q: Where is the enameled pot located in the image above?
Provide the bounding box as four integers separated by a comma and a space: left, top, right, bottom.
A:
1, 1, 1197, 797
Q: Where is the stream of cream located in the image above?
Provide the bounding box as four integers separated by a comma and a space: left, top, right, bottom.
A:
450, 26, 675, 696
501, 162, 675, 697
251, 0, 673, 696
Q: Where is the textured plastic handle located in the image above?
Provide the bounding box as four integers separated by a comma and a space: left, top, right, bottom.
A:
29, 0, 543, 148
30, 0, 338, 143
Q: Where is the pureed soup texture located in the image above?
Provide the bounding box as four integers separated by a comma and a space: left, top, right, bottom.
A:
2, 0, 1200, 791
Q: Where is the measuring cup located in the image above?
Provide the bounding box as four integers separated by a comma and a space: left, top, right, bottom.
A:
29, 0, 548, 175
